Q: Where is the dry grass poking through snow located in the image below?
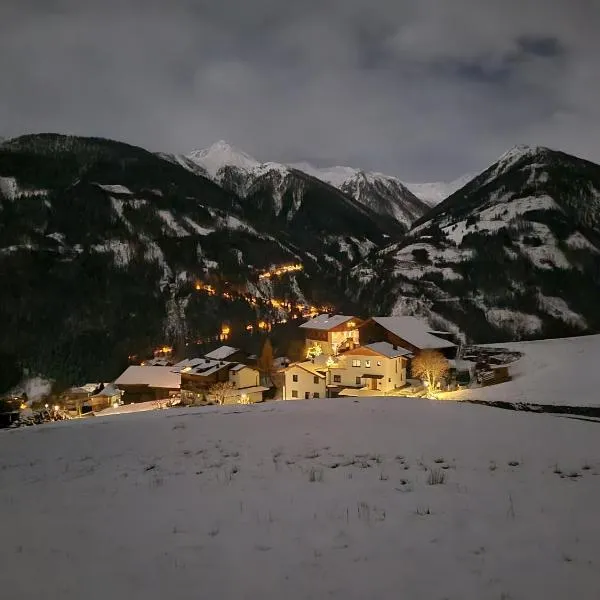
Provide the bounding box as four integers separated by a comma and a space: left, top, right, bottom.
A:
1, 397, 599, 600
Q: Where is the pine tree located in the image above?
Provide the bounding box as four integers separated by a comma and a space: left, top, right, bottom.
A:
257, 338, 274, 382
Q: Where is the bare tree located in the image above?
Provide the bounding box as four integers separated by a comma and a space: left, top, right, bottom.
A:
208, 381, 235, 405
412, 350, 449, 392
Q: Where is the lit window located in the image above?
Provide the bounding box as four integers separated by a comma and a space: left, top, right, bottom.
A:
291, 390, 298, 398
292, 374, 298, 382
352, 359, 361, 367
365, 360, 371, 368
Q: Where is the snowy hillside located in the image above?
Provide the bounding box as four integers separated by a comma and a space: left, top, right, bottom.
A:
0, 134, 398, 385
446, 334, 600, 407
351, 145, 600, 342
2, 397, 599, 599
405, 174, 474, 206
291, 162, 429, 229
184, 143, 429, 228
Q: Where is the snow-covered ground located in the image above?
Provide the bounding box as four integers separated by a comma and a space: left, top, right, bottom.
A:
1, 397, 599, 599
447, 334, 600, 407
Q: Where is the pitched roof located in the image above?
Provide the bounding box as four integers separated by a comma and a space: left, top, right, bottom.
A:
370, 317, 456, 350
204, 345, 240, 360
362, 342, 412, 358
180, 358, 232, 377
91, 383, 121, 398
299, 314, 356, 331
286, 361, 326, 378
114, 366, 181, 389
143, 358, 173, 366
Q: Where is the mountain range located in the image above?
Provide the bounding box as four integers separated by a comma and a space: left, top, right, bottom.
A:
1, 134, 600, 390
350, 144, 600, 342
166, 141, 431, 231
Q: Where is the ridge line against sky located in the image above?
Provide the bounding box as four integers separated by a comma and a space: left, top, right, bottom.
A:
1, 0, 599, 180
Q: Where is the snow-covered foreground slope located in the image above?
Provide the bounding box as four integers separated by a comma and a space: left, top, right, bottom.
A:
2, 398, 599, 600
450, 334, 600, 407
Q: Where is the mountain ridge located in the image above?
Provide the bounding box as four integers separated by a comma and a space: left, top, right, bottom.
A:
350, 144, 600, 343
183, 143, 430, 229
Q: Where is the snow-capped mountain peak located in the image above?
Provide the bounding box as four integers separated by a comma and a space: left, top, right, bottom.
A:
187, 140, 259, 178
493, 145, 548, 172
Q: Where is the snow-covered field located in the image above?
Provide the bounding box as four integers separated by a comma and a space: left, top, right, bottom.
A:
1, 397, 599, 599
449, 334, 600, 407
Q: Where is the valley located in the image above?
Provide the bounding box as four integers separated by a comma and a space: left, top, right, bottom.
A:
1, 135, 600, 394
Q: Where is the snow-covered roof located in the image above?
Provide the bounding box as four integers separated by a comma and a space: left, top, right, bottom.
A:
230, 363, 250, 372
299, 314, 356, 331
371, 317, 456, 350
181, 359, 232, 377
81, 383, 101, 393
362, 342, 412, 359
143, 357, 173, 367
174, 357, 209, 369
448, 359, 476, 372
205, 346, 240, 360
91, 383, 122, 398
115, 366, 181, 389
286, 361, 326, 378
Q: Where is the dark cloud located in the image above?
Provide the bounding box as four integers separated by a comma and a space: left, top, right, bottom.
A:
1, 0, 599, 180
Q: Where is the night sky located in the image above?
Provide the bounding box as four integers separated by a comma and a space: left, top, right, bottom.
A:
1, 0, 599, 180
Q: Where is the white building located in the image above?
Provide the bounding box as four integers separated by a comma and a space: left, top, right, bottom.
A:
332, 342, 411, 395
280, 342, 411, 399
281, 361, 326, 400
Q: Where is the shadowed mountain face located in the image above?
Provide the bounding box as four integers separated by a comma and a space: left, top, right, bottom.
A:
181, 141, 430, 231
3, 135, 600, 387
0, 134, 403, 387
350, 146, 600, 343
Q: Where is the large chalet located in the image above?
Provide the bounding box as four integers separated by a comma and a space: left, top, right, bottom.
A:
282, 313, 457, 399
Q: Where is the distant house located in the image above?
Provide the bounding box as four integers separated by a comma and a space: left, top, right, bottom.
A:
281, 362, 327, 400
177, 358, 267, 405
204, 345, 248, 363
60, 385, 100, 413
142, 357, 174, 367
360, 317, 457, 359
114, 366, 180, 404
299, 314, 362, 356
332, 342, 411, 396
83, 383, 123, 412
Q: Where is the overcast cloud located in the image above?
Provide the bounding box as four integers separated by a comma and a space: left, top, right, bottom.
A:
1, 0, 599, 180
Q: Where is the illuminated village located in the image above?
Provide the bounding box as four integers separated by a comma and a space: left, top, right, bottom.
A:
5, 262, 503, 422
